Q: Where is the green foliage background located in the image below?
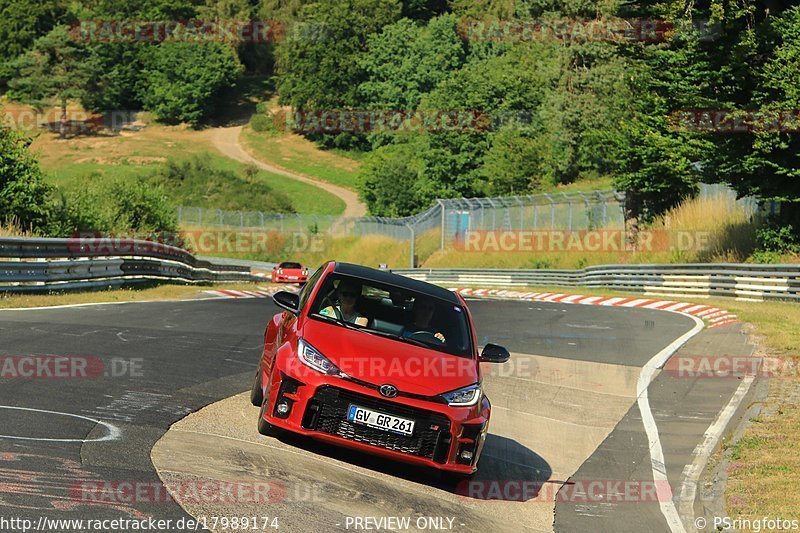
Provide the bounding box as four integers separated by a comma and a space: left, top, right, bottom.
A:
1, 0, 799, 236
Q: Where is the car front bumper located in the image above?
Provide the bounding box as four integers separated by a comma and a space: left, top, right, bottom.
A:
260, 363, 490, 473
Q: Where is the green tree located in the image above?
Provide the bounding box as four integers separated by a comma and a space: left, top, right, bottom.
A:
7, 25, 95, 138
138, 42, 243, 126
359, 141, 424, 216
0, 0, 67, 85
275, 0, 402, 110
0, 127, 53, 231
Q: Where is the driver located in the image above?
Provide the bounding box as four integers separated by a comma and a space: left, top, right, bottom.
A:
403, 297, 446, 343
319, 279, 368, 326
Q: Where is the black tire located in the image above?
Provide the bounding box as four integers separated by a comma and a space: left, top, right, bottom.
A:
257, 397, 275, 436
250, 366, 263, 407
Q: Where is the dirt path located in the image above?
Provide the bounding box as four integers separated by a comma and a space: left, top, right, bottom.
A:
210, 126, 367, 217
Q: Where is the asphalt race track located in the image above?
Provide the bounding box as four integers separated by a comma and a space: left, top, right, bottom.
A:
0, 296, 753, 532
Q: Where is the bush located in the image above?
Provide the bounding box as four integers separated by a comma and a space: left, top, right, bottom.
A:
250, 114, 274, 133
0, 127, 54, 232
755, 218, 799, 254
149, 153, 296, 213
138, 43, 243, 126
51, 181, 114, 235
110, 179, 178, 233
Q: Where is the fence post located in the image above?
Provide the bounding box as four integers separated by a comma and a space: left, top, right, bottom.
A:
563, 193, 573, 230
438, 200, 446, 251
596, 191, 607, 227
218, 209, 223, 227
544, 194, 555, 228
177, 206, 182, 225
407, 223, 415, 268
487, 198, 497, 230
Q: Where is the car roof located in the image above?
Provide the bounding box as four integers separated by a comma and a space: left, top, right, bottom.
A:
332, 262, 460, 304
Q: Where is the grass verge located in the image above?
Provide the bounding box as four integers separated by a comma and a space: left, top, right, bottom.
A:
241, 125, 361, 190
457, 283, 799, 526
27, 111, 344, 215
0, 281, 264, 310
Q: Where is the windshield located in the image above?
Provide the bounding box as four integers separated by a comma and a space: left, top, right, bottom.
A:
279, 262, 303, 269
308, 274, 473, 358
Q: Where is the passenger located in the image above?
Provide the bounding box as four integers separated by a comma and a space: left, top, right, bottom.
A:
319, 279, 368, 326
403, 297, 446, 343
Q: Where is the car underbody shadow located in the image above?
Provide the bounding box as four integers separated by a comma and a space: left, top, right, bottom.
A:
268, 429, 552, 502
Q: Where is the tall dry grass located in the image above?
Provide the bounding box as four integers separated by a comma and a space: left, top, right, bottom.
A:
424, 194, 759, 268
650, 194, 757, 262
0, 218, 36, 237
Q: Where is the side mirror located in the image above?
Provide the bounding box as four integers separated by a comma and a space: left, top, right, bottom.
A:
272, 291, 300, 314
480, 343, 510, 363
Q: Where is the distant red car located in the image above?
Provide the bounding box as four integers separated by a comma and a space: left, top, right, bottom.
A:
271, 262, 308, 283
251, 261, 510, 476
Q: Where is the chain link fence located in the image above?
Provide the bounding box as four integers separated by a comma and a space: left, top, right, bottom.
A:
178, 190, 625, 236
176, 186, 776, 266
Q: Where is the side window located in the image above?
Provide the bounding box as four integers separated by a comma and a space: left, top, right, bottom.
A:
298, 265, 325, 310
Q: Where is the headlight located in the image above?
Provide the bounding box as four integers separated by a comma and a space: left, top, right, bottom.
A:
441, 384, 481, 406
298, 338, 342, 376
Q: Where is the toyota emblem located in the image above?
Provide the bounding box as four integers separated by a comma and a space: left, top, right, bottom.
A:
379, 384, 398, 398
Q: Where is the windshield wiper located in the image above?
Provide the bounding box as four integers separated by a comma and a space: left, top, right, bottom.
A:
361, 328, 433, 349
313, 314, 440, 350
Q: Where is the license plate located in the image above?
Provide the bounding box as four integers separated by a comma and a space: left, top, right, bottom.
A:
288, 276, 298, 280
347, 404, 415, 436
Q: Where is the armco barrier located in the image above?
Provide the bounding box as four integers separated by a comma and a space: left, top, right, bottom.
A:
0, 237, 260, 292
391, 264, 800, 301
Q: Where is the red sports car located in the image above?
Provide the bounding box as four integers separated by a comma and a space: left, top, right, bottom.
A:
271, 261, 308, 283
251, 261, 510, 476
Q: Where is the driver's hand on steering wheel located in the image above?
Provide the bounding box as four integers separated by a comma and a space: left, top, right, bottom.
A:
434, 332, 446, 342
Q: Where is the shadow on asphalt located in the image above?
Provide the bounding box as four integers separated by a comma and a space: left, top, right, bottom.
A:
269, 430, 552, 502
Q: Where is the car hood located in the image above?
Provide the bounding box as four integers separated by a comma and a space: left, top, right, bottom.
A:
301, 318, 478, 397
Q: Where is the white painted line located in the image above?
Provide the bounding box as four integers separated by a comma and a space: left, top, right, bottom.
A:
0, 297, 217, 312
636, 313, 705, 533
677, 375, 754, 527
0, 406, 120, 442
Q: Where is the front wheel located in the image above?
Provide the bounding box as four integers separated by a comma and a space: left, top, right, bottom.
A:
257, 397, 276, 436
250, 366, 263, 407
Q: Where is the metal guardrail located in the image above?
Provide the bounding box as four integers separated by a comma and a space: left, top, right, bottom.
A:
392, 264, 800, 301
0, 237, 261, 292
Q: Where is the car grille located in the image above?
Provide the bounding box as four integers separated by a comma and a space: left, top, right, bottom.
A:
302, 386, 452, 463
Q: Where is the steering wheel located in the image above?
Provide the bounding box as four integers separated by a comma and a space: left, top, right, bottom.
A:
407, 330, 445, 345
